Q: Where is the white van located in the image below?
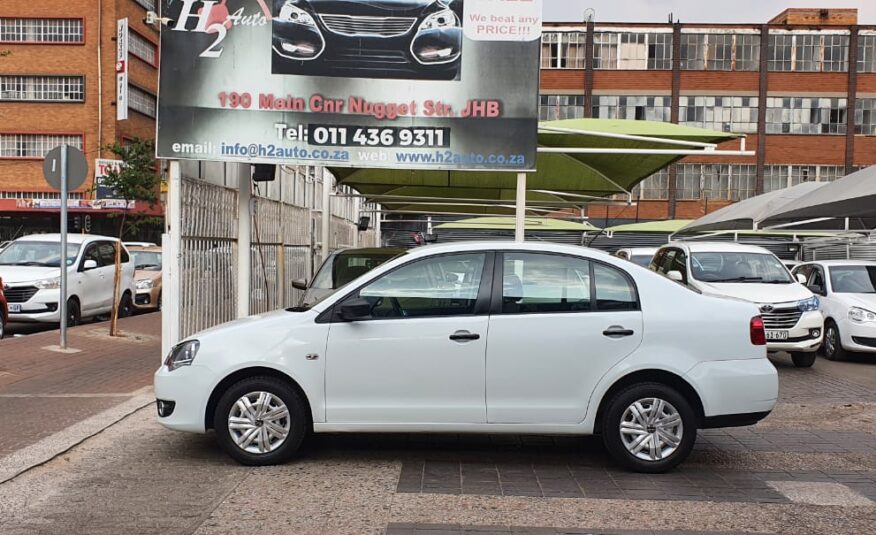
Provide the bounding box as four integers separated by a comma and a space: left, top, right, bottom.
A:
0, 234, 136, 325
651, 242, 823, 367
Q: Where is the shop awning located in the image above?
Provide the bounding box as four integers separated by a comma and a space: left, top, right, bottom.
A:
434, 216, 599, 232
329, 119, 744, 216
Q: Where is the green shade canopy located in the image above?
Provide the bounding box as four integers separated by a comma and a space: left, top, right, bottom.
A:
434, 216, 599, 232
329, 119, 741, 215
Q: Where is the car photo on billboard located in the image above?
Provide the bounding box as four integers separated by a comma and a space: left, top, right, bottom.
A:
271, 0, 464, 81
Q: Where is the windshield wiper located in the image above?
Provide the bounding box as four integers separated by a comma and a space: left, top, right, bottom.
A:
15, 261, 52, 267
710, 276, 763, 283
761, 279, 792, 284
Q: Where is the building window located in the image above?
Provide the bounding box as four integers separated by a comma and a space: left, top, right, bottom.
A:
539, 94, 585, 120
768, 33, 849, 72
592, 32, 672, 70
0, 18, 84, 44
735, 34, 761, 71
674, 164, 757, 201
679, 34, 706, 70
730, 165, 757, 201
541, 32, 585, 69
591, 95, 671, 121
0, 75, 84, 102
133, 0, 157, 10
856, 98, 876, 135
632, 169, 669, 200
765, 97, 847, 134
680, 33, 760, 71
764, 165, 849, 192
0, 191, 85, 200
0, 133, 83, 159
679, 95, 759, 133
859, 35, 876, 73
675, 165, 702, 200
128, 86, 157, 118
128, 31, 157, 66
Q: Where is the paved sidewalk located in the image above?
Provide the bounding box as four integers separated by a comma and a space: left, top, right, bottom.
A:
0, 313, 161, 459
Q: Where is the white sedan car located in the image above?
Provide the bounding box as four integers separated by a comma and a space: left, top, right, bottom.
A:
794, 260, 876, 360
155, 242, 778, 473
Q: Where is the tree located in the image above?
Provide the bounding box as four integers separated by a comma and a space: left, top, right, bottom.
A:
98, 138, 161, 335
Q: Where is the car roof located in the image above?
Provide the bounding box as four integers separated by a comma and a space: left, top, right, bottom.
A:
664, 241, 773, 254
14, 233, 119, 245
623, 247, 659, 254
128, 245, 162, 252
336, 247, 406, 256
401, 241, 603, 259
803, 259, 876, 267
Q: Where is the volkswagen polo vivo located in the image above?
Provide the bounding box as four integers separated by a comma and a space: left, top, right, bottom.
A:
155, 242, 778, 473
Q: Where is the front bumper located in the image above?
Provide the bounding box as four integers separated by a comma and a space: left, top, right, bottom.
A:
6, 287, 61, 323
134, 286, 160, 310
685, 358, 778, 421
154, 364, 217, 433
766, 310, 823, 353
840, 319, 876, 353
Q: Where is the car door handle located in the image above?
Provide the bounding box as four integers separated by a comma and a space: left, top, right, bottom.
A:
449, 331, 480, 342
603, 326, 635, 338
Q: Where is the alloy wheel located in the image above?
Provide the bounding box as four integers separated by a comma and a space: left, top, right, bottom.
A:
227, 391, 291, 454
619, 397, 683, 461
825, 325, 838, 357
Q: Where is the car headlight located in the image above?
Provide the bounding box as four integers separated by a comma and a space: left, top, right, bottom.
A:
849, 306, 876, 323
33, 277, 60, 290
797, 295, 819, 312
136, 279, 154, 290
164, 340, 200, 371
419, 8, 460, 31
277, 2, 317, 26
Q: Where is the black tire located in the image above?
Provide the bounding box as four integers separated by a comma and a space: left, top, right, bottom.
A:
67, 298, 81, 327
214, 376, 308, 466
0, 316, 5, 339
118, 292, 134, 318
791, 351, 817, 367
822, 321, 849, 361
601, 382, 697, 473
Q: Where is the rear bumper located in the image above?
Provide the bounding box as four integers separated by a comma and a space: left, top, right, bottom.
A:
702, 411, 771, 429
685, 357, 778, 421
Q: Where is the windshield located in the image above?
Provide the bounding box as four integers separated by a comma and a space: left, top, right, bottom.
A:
629, 255, 653, 267
311, 251, 403, 290
829, 265, 876, 294
690, 252, 793, 283
0, 241, 81, 267
131, 251, 162, 271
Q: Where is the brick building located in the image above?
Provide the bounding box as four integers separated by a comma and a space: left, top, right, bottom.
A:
541, 7, 876, 225
0, 0, 159, 239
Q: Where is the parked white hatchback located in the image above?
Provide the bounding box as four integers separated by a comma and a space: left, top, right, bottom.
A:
155, 242, 777, 472
793, 260, 876, 360
0, 234, 136, 325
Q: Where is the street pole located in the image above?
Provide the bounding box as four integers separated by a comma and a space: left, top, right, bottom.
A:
322, 172, 331, 261
59, 145, 68, 349
515, 172, 527, 243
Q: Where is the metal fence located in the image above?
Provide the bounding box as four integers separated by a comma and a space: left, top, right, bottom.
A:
802, 235, 876, 261
176, 176, 377, 338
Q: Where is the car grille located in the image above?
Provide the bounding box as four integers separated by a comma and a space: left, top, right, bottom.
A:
320, 14, 417, 37
761, 307, 802, 329
4, 286, 38, 303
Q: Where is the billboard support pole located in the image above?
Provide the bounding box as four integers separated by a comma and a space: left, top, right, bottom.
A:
322, 172, 331, 261
515, 172, 526, 243
59, 145, 68, 349
162, 160, 182, 361
238, 176, 252, 319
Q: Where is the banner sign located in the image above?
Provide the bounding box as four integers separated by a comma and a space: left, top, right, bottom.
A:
116, 18, 129, 121
94, 158, 125, 199
156, 0, 542, 171
16, 199, 136, 210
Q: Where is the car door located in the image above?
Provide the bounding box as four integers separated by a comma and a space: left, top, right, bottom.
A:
75, 242, 106, 315
486, 252, 643, 424
324, 251, 492, 424
96, 241, 120, 311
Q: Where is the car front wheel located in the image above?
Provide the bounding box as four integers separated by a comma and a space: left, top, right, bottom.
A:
214, 376, 308, 466
601, 382, 696, 473
823, 321, 848, 361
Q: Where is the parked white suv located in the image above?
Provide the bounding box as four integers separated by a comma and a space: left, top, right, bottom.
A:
651, 242, 823, 367
156, 241, 777, 473
0, 234, 136, 325
793, 260, 876, 361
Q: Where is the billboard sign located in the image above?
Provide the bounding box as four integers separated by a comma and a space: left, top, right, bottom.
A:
94, 158, 125, 199
117, 18, 129, 121
156, 0, 542, 171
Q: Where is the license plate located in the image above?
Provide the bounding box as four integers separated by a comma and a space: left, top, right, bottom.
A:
8, 304, 21, 313
765, 330, 789, 341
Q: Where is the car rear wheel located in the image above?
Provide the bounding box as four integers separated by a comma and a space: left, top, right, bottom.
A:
0, 315, 5, 339
791, 352, 817, 367
822, 321, 848, 361
214, 376, 308, 466
601, 382, 696, 473
118, 293, 134, 318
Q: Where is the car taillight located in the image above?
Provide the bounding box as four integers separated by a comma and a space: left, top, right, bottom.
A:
750, 316, 766, 346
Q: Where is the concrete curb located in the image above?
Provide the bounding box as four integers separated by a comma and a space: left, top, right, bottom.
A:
0, 386, 154, 485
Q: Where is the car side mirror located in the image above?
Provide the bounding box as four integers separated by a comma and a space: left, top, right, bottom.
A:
339, 298, 372, 321
291, 278, 308, 291
796, 273, 807, 284
808, 284, 825, 296
667, 270, 684, 282
82, 259, 98, 271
